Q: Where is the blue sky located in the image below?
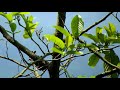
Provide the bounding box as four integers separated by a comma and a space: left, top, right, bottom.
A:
0, 12, 120, 78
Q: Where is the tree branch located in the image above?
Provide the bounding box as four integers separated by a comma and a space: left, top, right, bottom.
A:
96, 68, 120, 78
0, 25, 49, 70
80, 12, 113, 36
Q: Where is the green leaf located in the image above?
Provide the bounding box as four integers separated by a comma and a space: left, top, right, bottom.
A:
107, 37, 120, 44
10, 22, 16, 32
90, 76, 95, 78
68, 44, 75, 51
66, 51, 83, 55
98, 33, 107, 44
51, 47, 65, 55
19, 12, 30, 15
71, 15, 84, 38
104, 26, 111, 37
28, 15, 34, 23
88, 54, 99, 68
44, 34, 65, 49
0, 12, 13, 22
77, 75, 86, 78
104, 50, 119, 78
53, 26, 70, 37
23, 22, 39, 39
83, 33, 99, 43
53, 26, 73, 47
5, 13, 13, 22
117, 62, 120, 67
109, 23, 116, 35
96, 27, 103, 37
86, 44, 99, 51
23, 30, 32, 38
12, 12, 30, 16
65, 36, 73, 48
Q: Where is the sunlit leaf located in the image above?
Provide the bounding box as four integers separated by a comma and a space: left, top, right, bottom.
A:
12, 12, 30, 16
53, 26, 70, 37
23, 22, 38, 39
90, 76, 95, 78
107, 37, 120, 44
96, 27, 103, 37
77, 75, 86, 78
53, 26, 73, 47
71, 15, 84, 38
83, 33, 99, 43
86, 44, 99, 51
88, 54, 99, 68
51, 47, 65, 55
104, 26, 111, 37
44, 34, 65, 49
28, 15, 34, 23
66, 51, 83, 55
109, 23, 116, 35
117, 62, 120, 67
65, 36, 73, 48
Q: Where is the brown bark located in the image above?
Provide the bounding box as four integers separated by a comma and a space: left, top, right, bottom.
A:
48, 12, 66, 78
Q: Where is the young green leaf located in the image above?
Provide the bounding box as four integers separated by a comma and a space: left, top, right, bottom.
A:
53, 26, 70, 37
96, 27, 103, 37
71, 15, 84, 38
86, 44, 99, 51
117, 62, 120, 67
107, 37, 120, 44
23, 22, 39, 39
65, 36, 73, 48
104, 26, 111, 37
77, 75, 86, 78
0, 12, 13, 22
109, 23, 116, 35
83, 33, 99, 43
10, 22, 16, 32
66, 51, 83, 55
51, 47, 65, 55
53, 26, 73, 47
88, 54, 99, 68
44, 34, 65, 49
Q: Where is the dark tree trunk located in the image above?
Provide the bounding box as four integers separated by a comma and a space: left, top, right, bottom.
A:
48, 12, 66, 78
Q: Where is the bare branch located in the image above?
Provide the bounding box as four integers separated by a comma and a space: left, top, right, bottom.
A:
0, 25, 49, 70
80, 12, 113, 36
0, 55, 33, 71
36, 29, 50, 53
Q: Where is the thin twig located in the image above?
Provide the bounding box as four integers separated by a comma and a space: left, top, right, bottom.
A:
112, 12, 120, 23
0, 55, 33, 71
36, 29, 50, 53
80, 12, 113, 36
5, 41, 9, 58
77, 38, 120, 70
17, 16, 45, 55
